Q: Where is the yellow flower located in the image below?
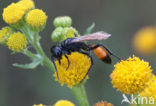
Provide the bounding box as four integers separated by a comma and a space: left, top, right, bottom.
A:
111, 55, 153, 94
26, 9, 47, 31
140, 75, 156, 100
94, 101, 113, 106
33, 104, 45, 106
16, 0, 35, 12
54, 100, 75, 106
0, 26, 12, 44
7, 32, 27, 52
3, 3, 25, 24
53, 52, 91, 88
133, 26, 156, 55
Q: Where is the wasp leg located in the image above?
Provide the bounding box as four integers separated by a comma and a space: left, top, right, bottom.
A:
58, 59, 61, 65
64, 54, 70, 70
78, 50, 93, 82
51, 56, 59, 80
90, 43, 123, 60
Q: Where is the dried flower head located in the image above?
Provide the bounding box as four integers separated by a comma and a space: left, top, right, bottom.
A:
94, 101, 113, 106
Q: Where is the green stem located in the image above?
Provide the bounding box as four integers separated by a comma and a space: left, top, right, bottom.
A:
20, 26, 55, 73
136, 94, 141, 106
32, 33, 55, 72
23, 49, 38, 59
71, 84, 89, 106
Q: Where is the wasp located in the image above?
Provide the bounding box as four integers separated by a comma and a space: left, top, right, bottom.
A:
51, 31, 122, 80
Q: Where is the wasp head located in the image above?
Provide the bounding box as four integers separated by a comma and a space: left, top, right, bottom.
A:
51, 45, 63, 58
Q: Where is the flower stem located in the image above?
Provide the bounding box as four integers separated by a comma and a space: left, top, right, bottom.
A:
20, 26, 55, 73
136, 94, 141, 106
71, 84, 89, 106
32, 32, 55, 72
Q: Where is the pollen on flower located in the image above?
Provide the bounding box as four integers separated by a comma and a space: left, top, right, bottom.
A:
111, 55, 153, 94
2, 3, 25, 24
54, 100, 75, 106
133, 26, 156, 55
7, 32, 27, 52
0, 26, 12, 44
53, 52, 91, 88
140, 75, 156, 100
16, 0, 35, 12
26, 9, 47, 28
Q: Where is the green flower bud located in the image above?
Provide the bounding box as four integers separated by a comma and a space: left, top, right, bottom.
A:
51, 27, 66, 42
53, 16, 72, 28
62, 27, 80, 39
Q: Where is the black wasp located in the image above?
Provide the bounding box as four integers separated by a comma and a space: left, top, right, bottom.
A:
50, 32, 122, 80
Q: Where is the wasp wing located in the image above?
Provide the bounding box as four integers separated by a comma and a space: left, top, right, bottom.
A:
71, 31, 111, 43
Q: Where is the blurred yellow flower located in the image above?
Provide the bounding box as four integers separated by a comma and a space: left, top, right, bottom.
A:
140, 75, 156, 100
54, 100, 75, 106
0, 26, 12, 44
26, 9, 47, 30
111, 55, 153, 94
53, 52, 91, 88
133, 26, 156, 55
94, 101, 113, 106
2, 3, 25, 24
16, 0, 35, 12
33, 104, 45, 106
7, 32, 27, 52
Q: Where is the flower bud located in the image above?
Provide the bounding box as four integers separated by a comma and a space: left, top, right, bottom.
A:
51, 27, 66, 42
62, 27, 79, 38
53, 16, 72, 28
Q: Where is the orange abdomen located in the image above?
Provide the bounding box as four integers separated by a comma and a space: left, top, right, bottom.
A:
92, 45, 112, 64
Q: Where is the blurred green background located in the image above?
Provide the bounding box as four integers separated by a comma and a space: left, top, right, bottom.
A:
0, 0, 156, 106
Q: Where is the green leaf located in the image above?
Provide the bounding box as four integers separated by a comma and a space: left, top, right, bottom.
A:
84, 22, 95, 35
13, 59, 41, 69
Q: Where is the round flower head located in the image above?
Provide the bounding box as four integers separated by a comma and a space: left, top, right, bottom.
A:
111, 55, 153, 94
16, 0, 35, 12
0, 26, 12, 44
94, 101, 113, 106
54, 100, 75, 106
53, 52, 91, 88
51, 27, 66, 42
53, 16, 72, 28
3, 3, 25, 24
140, 75, 156, 100
7, 32, 27, 52
26, 9, 47, 31
133, 26, 156, 55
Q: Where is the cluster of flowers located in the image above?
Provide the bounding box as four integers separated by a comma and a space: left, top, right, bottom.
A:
1, 0, 156, 106
0, 0, 47, 52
